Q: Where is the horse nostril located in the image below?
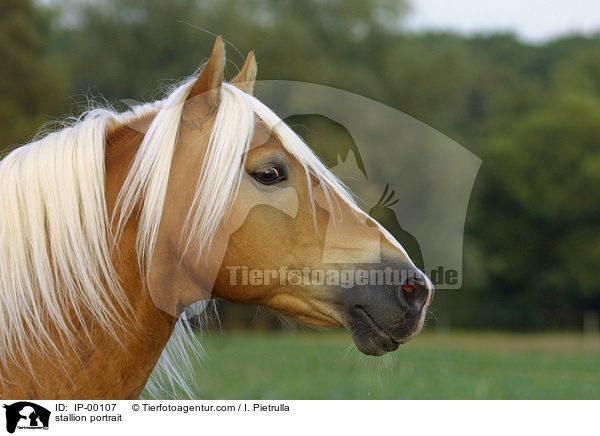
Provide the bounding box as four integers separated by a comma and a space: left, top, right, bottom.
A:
400, 278, 429, 312
402, 283, 414, 293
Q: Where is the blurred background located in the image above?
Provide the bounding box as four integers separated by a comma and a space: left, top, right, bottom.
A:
2, 0, 599, 398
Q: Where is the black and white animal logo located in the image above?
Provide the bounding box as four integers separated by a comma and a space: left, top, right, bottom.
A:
3, 402, 50, 434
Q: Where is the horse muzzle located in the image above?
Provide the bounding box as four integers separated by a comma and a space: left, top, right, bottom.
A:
342, 266, 432, 356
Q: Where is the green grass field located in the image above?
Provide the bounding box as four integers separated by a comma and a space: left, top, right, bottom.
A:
151, 330, 600, 399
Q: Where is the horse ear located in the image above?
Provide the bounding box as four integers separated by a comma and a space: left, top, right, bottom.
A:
187, 36, 225, 111
230, 51, 257, 95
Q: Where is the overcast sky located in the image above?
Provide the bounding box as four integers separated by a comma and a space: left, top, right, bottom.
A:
406, 0, 600, 43
37, 0, 600, 44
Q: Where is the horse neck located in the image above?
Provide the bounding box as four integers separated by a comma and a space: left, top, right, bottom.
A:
2, 119, 177, 399
104, 120, 181, 396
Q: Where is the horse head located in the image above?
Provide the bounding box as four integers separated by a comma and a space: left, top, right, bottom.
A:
140, 37, 433, 356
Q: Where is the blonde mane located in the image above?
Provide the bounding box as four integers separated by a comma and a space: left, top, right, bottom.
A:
0, 74, 359, 397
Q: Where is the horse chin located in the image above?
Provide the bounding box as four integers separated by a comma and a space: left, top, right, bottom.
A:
345, 306, 421, 356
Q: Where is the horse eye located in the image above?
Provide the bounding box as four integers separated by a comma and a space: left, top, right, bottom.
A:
254, 166, 285, 185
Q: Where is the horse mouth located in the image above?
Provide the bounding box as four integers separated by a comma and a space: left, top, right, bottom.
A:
346, 306, 413, 356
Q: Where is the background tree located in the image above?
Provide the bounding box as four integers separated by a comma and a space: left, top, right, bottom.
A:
0, 0, 66, 151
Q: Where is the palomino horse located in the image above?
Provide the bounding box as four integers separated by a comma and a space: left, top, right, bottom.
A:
0, 37, 433, 399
